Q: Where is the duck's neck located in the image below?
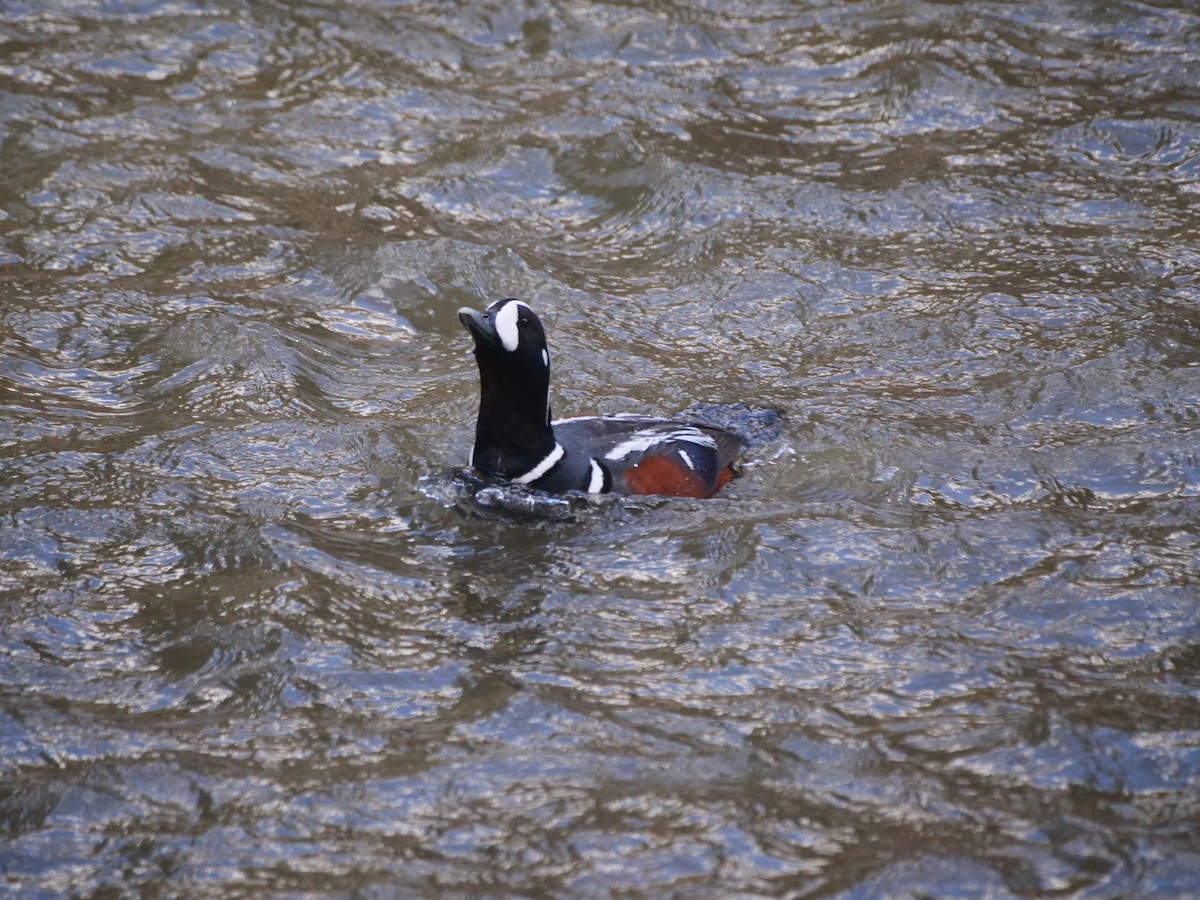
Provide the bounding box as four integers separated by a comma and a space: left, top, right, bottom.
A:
471, 363, 556, 479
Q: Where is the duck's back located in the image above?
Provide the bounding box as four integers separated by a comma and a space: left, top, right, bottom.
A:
552, 414, 743, 498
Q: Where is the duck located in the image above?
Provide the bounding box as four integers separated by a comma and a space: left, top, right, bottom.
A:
458, 298, 744, 498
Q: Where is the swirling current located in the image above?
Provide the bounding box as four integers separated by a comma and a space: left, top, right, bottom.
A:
2, 1, 1200, 895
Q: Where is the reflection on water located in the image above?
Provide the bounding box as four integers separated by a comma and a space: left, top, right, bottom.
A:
2, 0, 1200, 894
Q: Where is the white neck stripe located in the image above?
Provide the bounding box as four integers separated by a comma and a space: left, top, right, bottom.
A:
513, 443, 564, 484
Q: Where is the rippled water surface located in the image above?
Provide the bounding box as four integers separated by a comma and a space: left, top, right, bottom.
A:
3, 0, 1200, 895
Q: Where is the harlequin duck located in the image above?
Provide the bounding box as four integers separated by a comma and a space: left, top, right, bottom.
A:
458, 298, 744, 498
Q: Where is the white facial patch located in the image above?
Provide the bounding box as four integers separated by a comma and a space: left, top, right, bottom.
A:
493, 300, 530, 353
541, 349, 548, 367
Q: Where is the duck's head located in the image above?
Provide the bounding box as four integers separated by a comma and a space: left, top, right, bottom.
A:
458, 298, 550, 378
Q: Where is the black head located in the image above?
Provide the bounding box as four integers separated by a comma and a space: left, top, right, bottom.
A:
457, 298, 550, 376
458, 298, 556, 477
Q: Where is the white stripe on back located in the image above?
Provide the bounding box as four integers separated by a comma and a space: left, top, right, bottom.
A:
604, 428, 717, 461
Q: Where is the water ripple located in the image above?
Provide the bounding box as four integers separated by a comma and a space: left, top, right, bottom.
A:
2, 0, 1200, 895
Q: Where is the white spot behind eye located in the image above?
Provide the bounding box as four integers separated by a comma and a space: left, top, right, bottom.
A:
542, 349, 548, 367
493, 300, 530, 352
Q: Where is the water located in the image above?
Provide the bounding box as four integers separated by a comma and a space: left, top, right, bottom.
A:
3, 0, 1200, 895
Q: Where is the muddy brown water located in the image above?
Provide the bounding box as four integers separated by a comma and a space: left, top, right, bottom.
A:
2, 1, 1200, 895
